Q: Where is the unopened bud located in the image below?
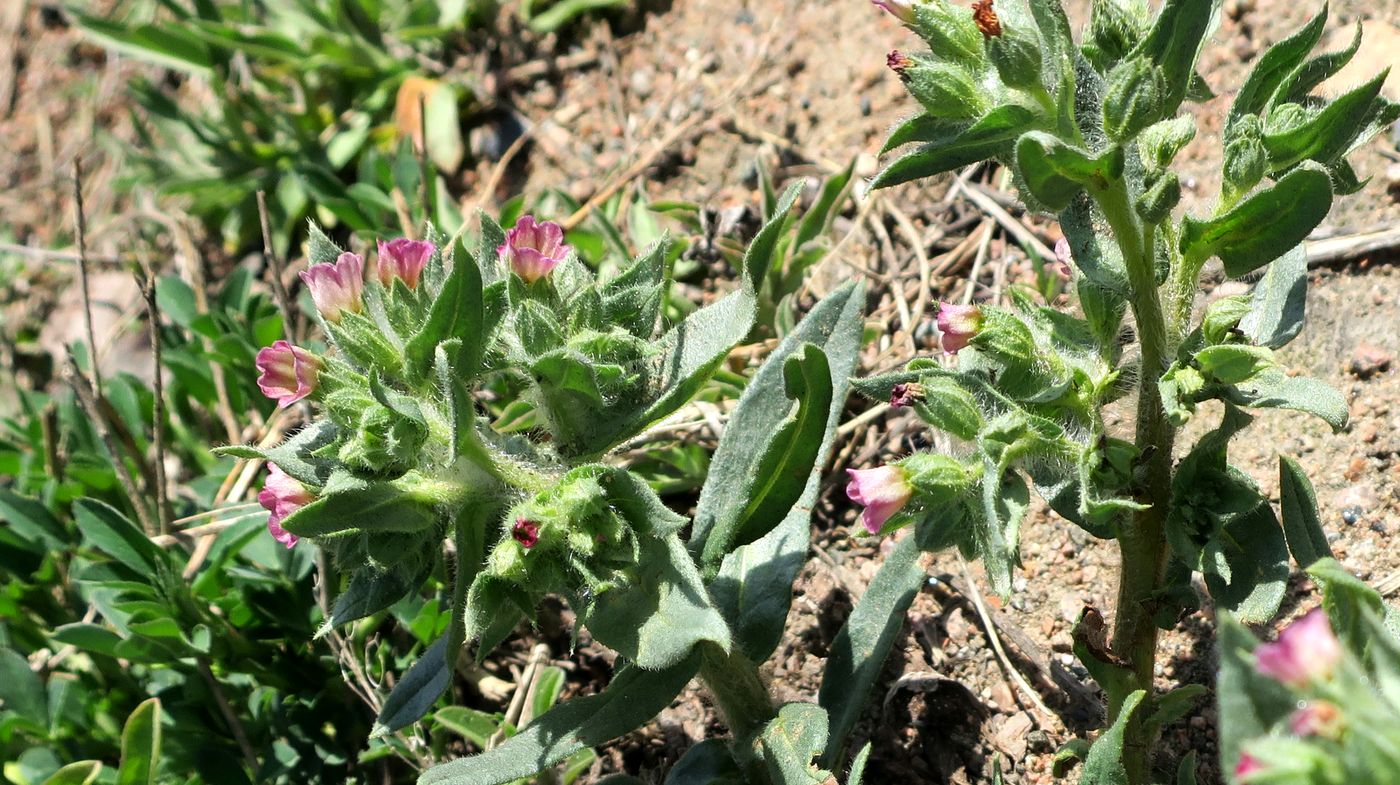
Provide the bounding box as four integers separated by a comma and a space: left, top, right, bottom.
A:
890, 382, 925, 408
887, 50, 913, 76
972, 0, 1002, 38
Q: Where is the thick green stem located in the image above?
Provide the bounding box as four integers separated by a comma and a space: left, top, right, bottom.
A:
698, 642, 776, 756
1092, 181, 1179, 785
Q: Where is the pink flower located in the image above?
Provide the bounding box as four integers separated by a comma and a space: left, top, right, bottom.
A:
887, 50, 913, 77
376, 238, 434, 289
512, 518, 540, 548
498, 215, 570, 284
936, 303, 984, 354
1053, 237, 1074, 279
1288, 700, 1342, 738
871, 0, 915, 24
1234, 752, 1266, 781
257, 464, 314, 548
890, 382, 924, 408
299, 252, 364, 322
255, 340, 321, 408
846, 465, 913, 534
1255, 608, 1342, 688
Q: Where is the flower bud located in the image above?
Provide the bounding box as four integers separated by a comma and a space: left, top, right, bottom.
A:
257, 464, 314, 548
1103, 59, 1166, 141
871, 0, 915, 25
376, 238, 434, 289
1223, 117, 1268, 204
935, 303, 984, 354
1234, 752, 1266, 780
1288, 700, 1343, 739
1255, 608, 1342, 688
887, 50, 913, 76
987, 29, 1041, 90
846, 465, 914, 533
971, 0, 1001, 38
897, 55, 986, 120
1135, 170, 1181, 224
889, 382, 925, 408
500, 215, 571, 284
299, 251, 364, 322
512, 518, 541, 548
255, 340, 321, 408
903, 453, 976, 503
910, 1, 984, 64
1053, 237, 1074, 279
338, 403, 428, 475
908, 376, 983, 440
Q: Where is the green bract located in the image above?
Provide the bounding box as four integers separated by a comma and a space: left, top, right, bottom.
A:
870, 2, 1393, 783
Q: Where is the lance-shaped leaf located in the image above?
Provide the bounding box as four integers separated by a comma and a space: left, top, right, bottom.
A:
418, 655, 699, 785
448, 504, 494, 666
1278, 19, 1360, 105
582, 533, 732, 670
1223, 367, 1347, 432
373, 635, 452, 737
663, 739, 744, 785
743, 183, 802, 289
818, 533, 926, 768
873, 106, 1037, 189
404, 239, 485, 382
1015, 132, 1125, 212
1240, 244, 1307, 349
1132, 0, 1221, 114
214, 419, 339, 486
752, 703, 833, 785
1263, 70, 1390, 173
277, 470, 439, 538
74, 500, 170, 580
316, 566, 416, 638
118, 698, 162, 785
1179, 161, 1332, 278
1202, 500, 1289, 623
1229, 7, 1328, 124
1278, 455, 1332, 569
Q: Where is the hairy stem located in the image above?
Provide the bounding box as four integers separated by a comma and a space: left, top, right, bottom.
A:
698, 642, 775, 767
1092, 181, 1178, 784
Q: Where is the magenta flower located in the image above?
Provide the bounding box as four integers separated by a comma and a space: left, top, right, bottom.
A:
376, 238, 434, 289
255, 340, 321, 408
846, 465, 913, 534
936, 303, 984, 354
499, 215, 570, 284
512, 518, 540, 548
1255, 608, 1342, 688
257, 464, 314, 548
1234, 752, 1266, 781
871, 0, 915, 24
1053, 237, 1074, 279
1288, 700, 1342, 738
887, 50, 913, 76
299, 251, 364, 322
890, 382, 924, 408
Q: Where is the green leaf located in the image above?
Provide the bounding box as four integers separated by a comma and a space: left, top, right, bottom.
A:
692, 281, 864, 564
753, 703, 832, 785
1278, 455, 1332, 569
744, 183, 801, 290
1015, 132, 1124, 211
214, 420, 340, 486
1224, 368, 1347, 431
306, 221, 344, 266
50, 624, 123, 658
316, 567, 415, 638
663, 739, 744, 785
418, 656, 698, 785
1263, 70, 1390, 172
40, 762, 103, 785
794, 160, 855, 251
73, 500, 167, 578
405, 239, 485, 382
0, 490, 67, 551
1279, 20, 1361, 105
1176, 751, 1198, 785
0, 648, 47, 726
583, 533, 731, 670
373, 635, 452, 737
1240, 244, 1307, 349
1180, 161, 1333, 278
1307, 558, 1391, 651
1132, 0, 1221, 113
448, 504, 492, 671
277, 471, 437, 538
818, 534, 926, 769
1080, 690, 1146, 784
1215, 612, 1295, 773
1229, 7, 1328, 123
75, 16, 213, 74
117, 698, 161, 785
434, 706, 502, 748
976, 472, 1032, 600
846, 743, 873, 785
708, 512, 807, 665
1202, 501, 1289, 623
873, 106, 1036, 189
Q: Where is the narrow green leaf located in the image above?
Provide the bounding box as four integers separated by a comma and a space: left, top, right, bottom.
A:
1230, 7, 1328, 122
1278, 455, 1332, 568
1224, 368, 1347, 431
1181, 162, 1332, 278
73, 500, 167, 579
1263, 70, 1389, 172
1215, 612, 1295, 773
873, 106, 1035, 189
434, 706, 502, 748
663, 739, 744, 785
40, 762, 103, 785
373, 635, 452, 737
117, 698, 161, 785
213, 420, 340, 486
1239, 244, 1306, 349
405, 239, 484, 381
754, 703, 832, 785
0, 648, 47, 726
818, 534, 926, 768
744, 183, 802, 290
1133, 0, 1221, 113
277, 472, 437, 538
1015, 132, 1124, 211
316, 568, 415, 639
418, 656, 698, 785
1080, 690, 1145, 784
794, 160, 855, 250
0, 490, 67, 551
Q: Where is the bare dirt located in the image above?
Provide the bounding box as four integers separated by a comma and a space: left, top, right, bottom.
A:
5, 0, 1400, 783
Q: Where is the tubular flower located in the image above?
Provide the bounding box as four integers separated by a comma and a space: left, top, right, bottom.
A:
255, 340, 321, 408
887, 50, 914, 76
299, 251, 364, 322
1234, 752, 1266, 781
1255, 608, 1343, 688
871, 0, 915, 25
1288, 700, 1343, 738
846, 465, 914, 534
890, 382, 925, 408
376, 238, 434, 289
512, 518, 541, 548
499, 215, 570, 284
258, 464, 314, 548
935, 303, 984, 354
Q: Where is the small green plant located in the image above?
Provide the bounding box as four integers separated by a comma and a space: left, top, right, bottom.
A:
853, 0, 1397, 782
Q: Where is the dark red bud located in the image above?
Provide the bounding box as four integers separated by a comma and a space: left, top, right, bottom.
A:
887, 50, 913, 75
512, 517, 540, 548
972, 0, 1002, 38
890, 382, 925, 408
